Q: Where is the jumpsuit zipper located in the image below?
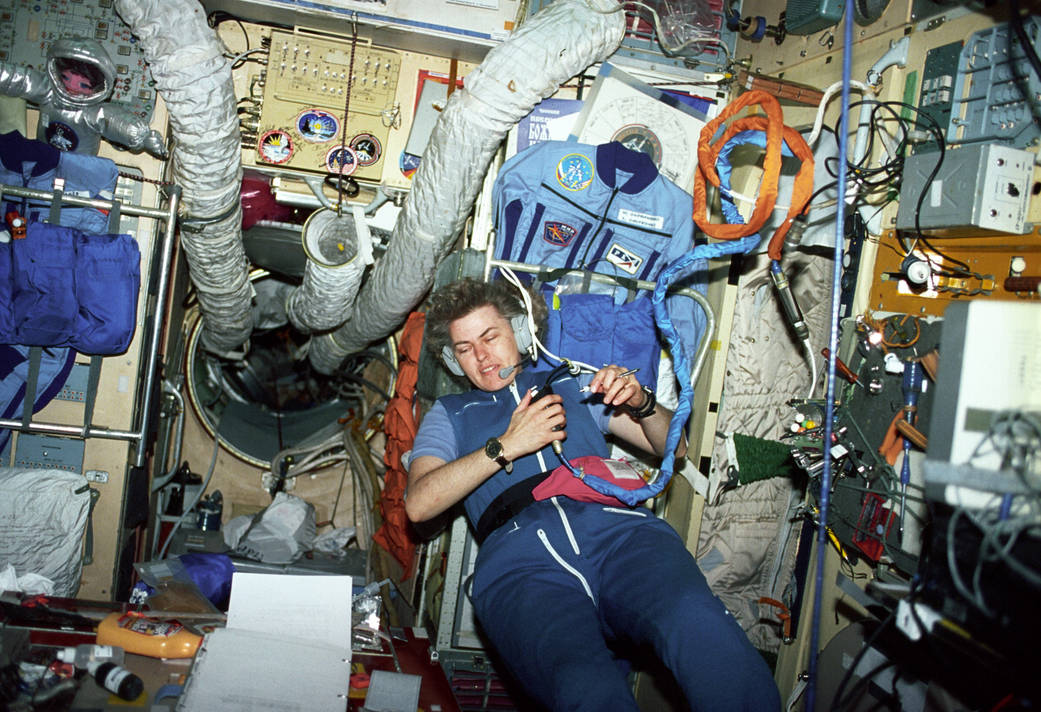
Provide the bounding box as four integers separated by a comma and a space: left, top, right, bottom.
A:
578, 186, 621, 268
536, 527, 594, 602
551, 496, 581, 555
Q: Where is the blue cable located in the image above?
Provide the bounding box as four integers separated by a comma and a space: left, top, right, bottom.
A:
574, 129, 776, 504
577, 235, 762, 506
807, 3, 855, 709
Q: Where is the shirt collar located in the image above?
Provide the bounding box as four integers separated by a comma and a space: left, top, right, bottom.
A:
0, 131, 60, 177
595, 141, 658, 194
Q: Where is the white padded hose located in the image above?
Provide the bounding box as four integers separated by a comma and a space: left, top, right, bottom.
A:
287, 210, 367, 333
115, 0, 252, 354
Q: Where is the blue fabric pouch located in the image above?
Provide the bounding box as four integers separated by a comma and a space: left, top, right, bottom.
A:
542, 291, 660, 389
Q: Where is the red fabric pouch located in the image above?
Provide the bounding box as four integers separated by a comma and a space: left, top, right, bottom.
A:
532, 456, 646, 507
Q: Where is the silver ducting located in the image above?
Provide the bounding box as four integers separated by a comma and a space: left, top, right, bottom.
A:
287, 209, 370, 334
115, 0, 252, 355
308, 0, 626, 374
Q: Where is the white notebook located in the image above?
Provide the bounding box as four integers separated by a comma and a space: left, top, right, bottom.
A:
176, 573, 353, 712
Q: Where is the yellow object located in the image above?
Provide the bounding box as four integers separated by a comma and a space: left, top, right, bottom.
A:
96, 612, 202, 659
825, 526, 852, 564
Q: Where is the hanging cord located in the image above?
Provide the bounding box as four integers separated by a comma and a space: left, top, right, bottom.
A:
574, 234, 761, 506
498, 264, 598, 373
701, 111, 815, 260
713, 128, 818, 396
335, 18, 360, 213
807, 1, 854, 708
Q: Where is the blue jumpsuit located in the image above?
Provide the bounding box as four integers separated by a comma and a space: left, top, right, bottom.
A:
412, 367, 780, 711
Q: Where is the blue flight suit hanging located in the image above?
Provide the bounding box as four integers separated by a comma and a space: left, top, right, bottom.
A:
492, 140, 707, 368
0, 131, 118, 234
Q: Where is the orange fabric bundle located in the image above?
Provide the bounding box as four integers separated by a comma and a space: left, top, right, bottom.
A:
372, 311, 425, 580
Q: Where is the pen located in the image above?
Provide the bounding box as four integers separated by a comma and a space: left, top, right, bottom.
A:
579, 367, 639, 392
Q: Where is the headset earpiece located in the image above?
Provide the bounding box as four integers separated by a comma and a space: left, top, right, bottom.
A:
440, 309, 533, 377
441, 345, 464, 376
510, 313, 533, 357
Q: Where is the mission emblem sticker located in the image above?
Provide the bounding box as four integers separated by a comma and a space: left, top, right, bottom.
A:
556, 153, 594, 191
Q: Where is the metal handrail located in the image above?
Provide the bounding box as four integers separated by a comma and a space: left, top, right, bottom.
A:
0, 182, 182, 468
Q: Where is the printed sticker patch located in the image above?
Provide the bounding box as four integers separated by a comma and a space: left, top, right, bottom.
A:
297, 109, 339, 142
258, 130, 293, 164
606, 243, 643, 275
543, 221, 577, 247
45, 121, 79, 152
556, 153, 594, 191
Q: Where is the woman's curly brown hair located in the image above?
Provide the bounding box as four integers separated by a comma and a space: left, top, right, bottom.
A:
424, 278, 547, 359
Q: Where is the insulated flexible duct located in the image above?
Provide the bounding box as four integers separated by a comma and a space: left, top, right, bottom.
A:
115, 0, 252, 355
288, 209, 368, 333
308, 0, 626, 374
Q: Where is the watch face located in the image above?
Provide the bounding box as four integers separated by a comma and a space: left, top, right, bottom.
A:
485, 438, 503, 459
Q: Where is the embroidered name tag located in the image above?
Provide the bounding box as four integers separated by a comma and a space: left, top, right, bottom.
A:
617, 208, 665, 230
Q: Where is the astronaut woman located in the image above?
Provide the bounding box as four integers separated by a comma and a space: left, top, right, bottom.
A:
407, 278, 780, 711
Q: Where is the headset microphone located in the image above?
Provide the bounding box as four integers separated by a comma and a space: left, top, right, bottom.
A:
498, 354, 531, 379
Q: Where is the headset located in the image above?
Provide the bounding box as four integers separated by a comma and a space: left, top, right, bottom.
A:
441, 312, 533, 377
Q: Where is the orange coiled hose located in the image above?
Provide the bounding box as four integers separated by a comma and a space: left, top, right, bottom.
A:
692, 90, 816, 261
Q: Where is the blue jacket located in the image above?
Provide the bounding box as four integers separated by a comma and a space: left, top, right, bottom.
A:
0, 131, 118, 234
438, 367, 609, 528
492, 140, 706, 366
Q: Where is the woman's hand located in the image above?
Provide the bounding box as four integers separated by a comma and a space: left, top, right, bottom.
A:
588, 365, 646, 409
499, 388, 566, 460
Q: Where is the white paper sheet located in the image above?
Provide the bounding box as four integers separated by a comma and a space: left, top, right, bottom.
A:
175, 628, 349, 712
176, 573, 355, 712
226, 572, 353, 657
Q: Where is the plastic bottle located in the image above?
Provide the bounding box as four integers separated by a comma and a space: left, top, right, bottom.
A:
87, 661, 144, 701
96, 611, 202, 659
56, 644, 125, 668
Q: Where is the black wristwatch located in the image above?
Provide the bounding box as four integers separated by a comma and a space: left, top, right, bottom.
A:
629, 385, 657, 419
485, 437, 513, 474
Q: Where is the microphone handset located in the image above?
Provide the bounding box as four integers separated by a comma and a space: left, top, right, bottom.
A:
529, 363, 575, 458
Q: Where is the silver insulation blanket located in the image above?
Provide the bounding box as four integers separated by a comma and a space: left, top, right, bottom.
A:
288, 211, 366, 332
116, 0, 252, 354
309, 0, 625, 374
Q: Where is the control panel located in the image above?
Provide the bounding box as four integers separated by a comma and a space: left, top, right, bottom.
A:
0, 0, 156, 120
253, 29, 401, 181
12, 433, 86, 472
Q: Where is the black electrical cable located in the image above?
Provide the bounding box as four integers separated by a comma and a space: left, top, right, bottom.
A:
1010, 0, 1041, 81
207, 10, 250, 51
833, 659, 898, 712
856, 100, 978, 276
335, 373, 392, 403
829, 610, 898, 711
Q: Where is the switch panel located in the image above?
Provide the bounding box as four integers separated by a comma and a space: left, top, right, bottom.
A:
55, 363, 91, 403
254, 28, 401, 181
13, 433, 86, 472
895, 143, 1034, 235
